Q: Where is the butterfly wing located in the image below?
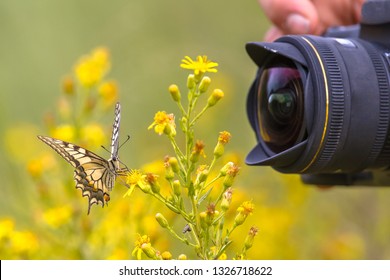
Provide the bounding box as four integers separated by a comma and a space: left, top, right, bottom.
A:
110, 102, 121, 160
37, 135, 116, 214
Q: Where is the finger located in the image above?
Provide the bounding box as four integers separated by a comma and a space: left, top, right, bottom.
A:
263, 26, 283, 42
259, 0, 319, 35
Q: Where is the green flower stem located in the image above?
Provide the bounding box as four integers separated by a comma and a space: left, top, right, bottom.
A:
169, 136, 186, 164
198, 173, 223, 197
190, 104, 210, 127
150, 192, 192, 223
213, 240, 233, 260
176, 101, 187, 117
165, 224, 196, 247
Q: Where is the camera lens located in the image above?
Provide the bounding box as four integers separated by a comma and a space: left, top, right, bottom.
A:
257, 62, 306, 153
268, 86, 295, 124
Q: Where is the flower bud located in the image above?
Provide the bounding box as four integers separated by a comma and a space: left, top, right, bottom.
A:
141, 243, 157, 259
213, 142, 225, 158
146, 173, 160, 194
195, 166, 209, 186
207, 89, 224, 107
164, 122, 177, 138
199, 76, 211, 93
168, 157, 180, 173
164, 157, 175, 181
169, 84, 181, 102
178, 254, 187, 260
220, 162, 234, 176
155, 213, 169, 228
221, 188, 233, 211
161, 251, 173, 260
234, 201, 254, 227
139, 182, 151, 194
222, 163, 240, 189
234, 211, 246, 227
244, 227, 259, 250
173, 180, 181, 196
199, 211, 208, 229
223, 175, 235, 189
190, 140, 206, 163
187, 74, 196, 90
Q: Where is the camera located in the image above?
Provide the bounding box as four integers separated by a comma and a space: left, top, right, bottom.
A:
245, 0, 390, 186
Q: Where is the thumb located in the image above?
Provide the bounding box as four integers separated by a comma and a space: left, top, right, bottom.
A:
259, 0, 319, 35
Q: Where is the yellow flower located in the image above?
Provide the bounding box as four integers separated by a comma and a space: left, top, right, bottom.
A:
234, 201, 255, 227
98, 80, 119, 109
214, 131, 231, 158
132, 234, 151, 260
27, 154, 57, 178
238, 201, 255, 216
124, 169, 149, 197
52, 124, 76, 142
27, 158, 45, 178
218, 131, 231, 144
190, 140, 206, 163
10, 230, 39, 256
148, 111, 176, 136
222, 162, 240, 188
0, 218, 15, 240
210, 246, 227, 260
58, 96, 72, 120
180, 55, 218, 75
80, 123, 106, 149
107, 248, 128, 260
42, 205, 73, 228
61, 75, 75, 95
74, 47, 111, 88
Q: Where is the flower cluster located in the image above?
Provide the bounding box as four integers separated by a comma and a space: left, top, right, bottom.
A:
0, 218, 39, 259
126, 55, 258, 259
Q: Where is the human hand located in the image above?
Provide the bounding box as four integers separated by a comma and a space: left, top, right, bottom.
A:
259, 0, 364, 41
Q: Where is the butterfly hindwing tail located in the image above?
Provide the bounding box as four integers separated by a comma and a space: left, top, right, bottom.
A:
74, 167, 109, 215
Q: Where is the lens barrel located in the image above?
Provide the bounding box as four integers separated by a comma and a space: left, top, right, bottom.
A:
246, 35, 390, 174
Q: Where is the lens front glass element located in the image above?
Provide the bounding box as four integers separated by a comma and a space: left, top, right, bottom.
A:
257, 61, 306, 153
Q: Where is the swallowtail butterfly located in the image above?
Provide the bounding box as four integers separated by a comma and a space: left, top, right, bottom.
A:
38, 102, 128, 214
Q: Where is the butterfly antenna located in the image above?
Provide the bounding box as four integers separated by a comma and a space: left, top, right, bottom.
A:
117, 159, 129, 171
100, 145, 111, 154
119, 135, 131, 150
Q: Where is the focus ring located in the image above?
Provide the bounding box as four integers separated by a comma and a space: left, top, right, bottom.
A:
311, 40, 344, 169
362, 41, 390, 167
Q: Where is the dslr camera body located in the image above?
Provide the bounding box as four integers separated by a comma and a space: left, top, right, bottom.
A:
246, 0, 390, 185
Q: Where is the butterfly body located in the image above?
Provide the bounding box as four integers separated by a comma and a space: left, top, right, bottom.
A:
38, 102, 127, 214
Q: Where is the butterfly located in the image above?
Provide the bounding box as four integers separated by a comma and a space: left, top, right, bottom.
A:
38, 102, 128, 214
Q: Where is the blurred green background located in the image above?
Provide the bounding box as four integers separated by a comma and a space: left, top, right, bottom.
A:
1, 0, 390, 259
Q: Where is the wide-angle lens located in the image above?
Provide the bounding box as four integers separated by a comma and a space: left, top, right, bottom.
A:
257, 64, 306, 153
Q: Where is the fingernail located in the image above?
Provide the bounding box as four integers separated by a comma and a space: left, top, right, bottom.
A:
285, 13, 310, 34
